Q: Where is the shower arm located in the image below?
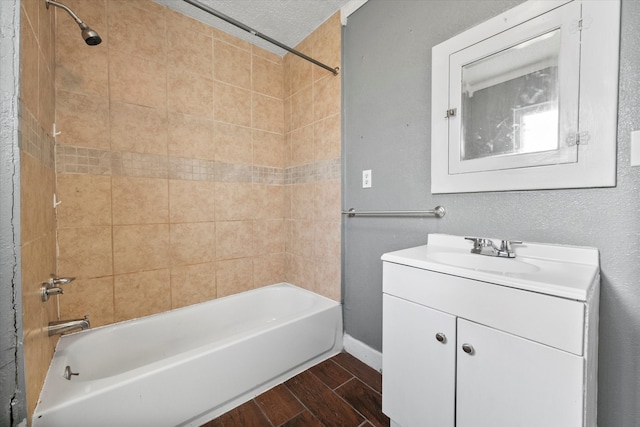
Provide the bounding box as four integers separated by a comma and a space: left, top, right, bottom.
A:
46, 0, 89, 29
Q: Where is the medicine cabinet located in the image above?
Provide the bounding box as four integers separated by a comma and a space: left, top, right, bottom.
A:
431, 0, 620, 193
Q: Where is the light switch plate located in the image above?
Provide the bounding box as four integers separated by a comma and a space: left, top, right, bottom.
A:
631, 130, 640, 166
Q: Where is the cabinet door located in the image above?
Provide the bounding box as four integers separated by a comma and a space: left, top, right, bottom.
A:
382, 294, 456, 427
456, 319, 584, 427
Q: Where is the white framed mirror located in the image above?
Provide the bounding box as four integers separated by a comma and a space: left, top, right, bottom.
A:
431, 0, 620, 193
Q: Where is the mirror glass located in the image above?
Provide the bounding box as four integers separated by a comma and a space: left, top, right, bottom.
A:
460, 29, 561, 161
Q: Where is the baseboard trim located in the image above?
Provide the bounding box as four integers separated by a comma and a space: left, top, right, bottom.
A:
343, 333, 382, 372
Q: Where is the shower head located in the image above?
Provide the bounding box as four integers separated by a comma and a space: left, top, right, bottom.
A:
45, 0, 102, 46
79, 23, 102, 46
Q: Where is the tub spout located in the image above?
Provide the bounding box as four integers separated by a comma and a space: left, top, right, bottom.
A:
48, 315, 90, 336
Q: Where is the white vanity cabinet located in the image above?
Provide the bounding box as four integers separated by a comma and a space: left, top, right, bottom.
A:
455, 318, 583, 427
381, 235, 600, 427
382, 294, 456, 426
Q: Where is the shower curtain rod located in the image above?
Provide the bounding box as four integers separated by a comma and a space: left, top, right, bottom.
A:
182, 0, 340, 76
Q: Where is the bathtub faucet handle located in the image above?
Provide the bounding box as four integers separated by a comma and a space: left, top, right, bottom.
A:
49, 275, 76, 286
41, 275, 76, 302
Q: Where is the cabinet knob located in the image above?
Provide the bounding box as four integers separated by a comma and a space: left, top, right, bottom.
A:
462, 343, 474, 355
435, 332, 447, 343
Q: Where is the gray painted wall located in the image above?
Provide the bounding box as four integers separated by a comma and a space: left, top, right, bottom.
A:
0, 0, 26, 426
342, 0, 640, 425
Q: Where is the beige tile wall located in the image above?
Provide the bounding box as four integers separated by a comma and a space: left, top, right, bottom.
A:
19, 0, 342, 419
53, 0, 342, 330
284, 13, 342, 301
53, 0, 284, 327
19, 0, 58, 420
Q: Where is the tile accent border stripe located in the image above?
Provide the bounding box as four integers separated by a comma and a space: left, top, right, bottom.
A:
56, 144, 340, 184
285, 159, 341, 184
19, 102, 55, 169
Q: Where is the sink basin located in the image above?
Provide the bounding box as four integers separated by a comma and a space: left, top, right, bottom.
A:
427, 252, 540, 274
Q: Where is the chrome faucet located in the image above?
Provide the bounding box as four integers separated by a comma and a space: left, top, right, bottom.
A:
41, 274, 76, 302
50, 276, 75, 286
47, 315, 90, 336
465, 237, 522, 258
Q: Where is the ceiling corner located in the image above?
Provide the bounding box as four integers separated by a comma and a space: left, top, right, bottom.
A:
341, 0, 369, 26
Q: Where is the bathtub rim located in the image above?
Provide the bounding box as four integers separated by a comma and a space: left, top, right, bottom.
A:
67, 282, 340, 337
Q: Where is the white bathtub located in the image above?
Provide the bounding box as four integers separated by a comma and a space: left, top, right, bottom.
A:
33, 283, 343, 426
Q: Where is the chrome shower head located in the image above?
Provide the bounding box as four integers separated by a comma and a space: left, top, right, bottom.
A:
79, 23, 102, 46
46, 0, 102, 46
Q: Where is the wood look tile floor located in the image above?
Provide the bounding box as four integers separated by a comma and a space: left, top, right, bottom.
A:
200, 352, 390, 427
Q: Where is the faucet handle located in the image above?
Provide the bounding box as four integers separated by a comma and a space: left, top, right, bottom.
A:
41, 286, 63, 302
498, 240, 523, 257
465, 237, 483, 253
500, 240, 522, 251
48, 275, 75, 287
41, 275, 75, 302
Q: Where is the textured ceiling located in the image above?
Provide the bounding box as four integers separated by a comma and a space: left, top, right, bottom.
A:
154, 0, 352, 56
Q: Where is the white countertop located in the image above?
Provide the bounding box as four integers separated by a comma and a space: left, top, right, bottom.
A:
381, 234, 600, 301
